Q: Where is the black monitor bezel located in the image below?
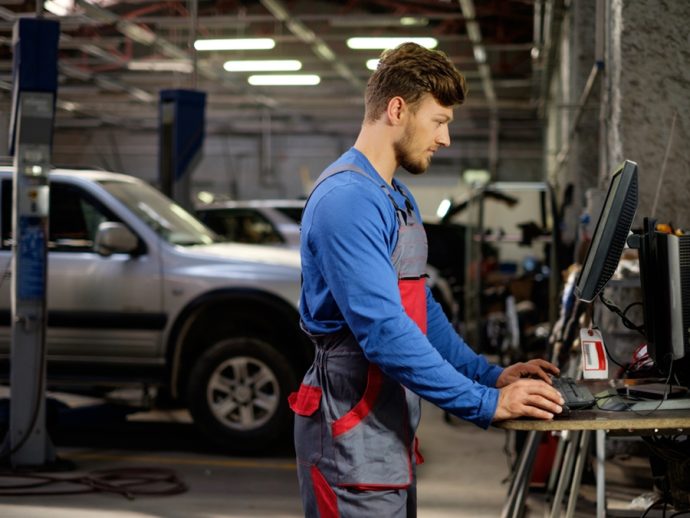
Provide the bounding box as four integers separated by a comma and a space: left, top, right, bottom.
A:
575, 160, 638, 303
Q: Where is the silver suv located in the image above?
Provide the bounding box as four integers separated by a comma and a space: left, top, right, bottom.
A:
0, 168, 311, 452
196, 199, 459, 323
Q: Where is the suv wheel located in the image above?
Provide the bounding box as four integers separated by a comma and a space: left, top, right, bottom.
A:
187, 337, 297, 452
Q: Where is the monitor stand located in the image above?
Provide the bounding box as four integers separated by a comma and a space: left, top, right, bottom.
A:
616, 383, 689, 400
626, 397, 690, 412
597, 387, 690, 412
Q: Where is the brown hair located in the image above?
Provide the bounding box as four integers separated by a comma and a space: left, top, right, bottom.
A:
364, 42, 467, 122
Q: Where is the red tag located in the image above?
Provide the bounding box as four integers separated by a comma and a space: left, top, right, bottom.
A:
580, 328, 608, 379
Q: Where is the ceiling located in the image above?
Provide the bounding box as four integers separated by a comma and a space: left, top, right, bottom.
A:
0, 0, 546, 160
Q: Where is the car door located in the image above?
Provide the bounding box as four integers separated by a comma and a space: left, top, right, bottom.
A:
0, 178, 165, 365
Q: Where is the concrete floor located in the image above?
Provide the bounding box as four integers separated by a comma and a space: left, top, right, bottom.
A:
0, 396, 663, 517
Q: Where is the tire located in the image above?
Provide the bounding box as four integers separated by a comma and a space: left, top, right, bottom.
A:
187, 337, 297, 453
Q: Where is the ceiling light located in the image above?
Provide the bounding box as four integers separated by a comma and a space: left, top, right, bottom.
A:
194, 38, 275, 51
346, 37, 438, 50
60, 101, 79, 112
128, 60, 193, 73
366, 59, 379, 71
223, 60, 302, 72
248, 74, 320, 86
400, 17, 428, 26
44, 0, 73, 16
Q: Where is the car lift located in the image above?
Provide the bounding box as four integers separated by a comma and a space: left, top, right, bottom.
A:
1, 17, 60, 467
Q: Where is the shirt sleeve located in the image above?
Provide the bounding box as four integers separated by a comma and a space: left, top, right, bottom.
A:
425, 287, 503, 387
304, 177, 499, 428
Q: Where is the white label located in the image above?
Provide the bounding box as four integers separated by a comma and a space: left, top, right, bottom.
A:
580, 328, 608, 379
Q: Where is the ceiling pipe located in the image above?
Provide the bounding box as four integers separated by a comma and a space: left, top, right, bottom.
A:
72, 0, 281, 114
0, 4, 151, 125
260, 0, 363, 91
457, 0, 497, 113
188, 0, 198, 89
537, 0, 566, 118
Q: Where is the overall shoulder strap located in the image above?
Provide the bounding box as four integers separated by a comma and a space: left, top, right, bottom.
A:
305, 162, 409, 224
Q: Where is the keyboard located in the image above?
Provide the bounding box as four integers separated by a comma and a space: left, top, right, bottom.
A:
552, 377, 596, 410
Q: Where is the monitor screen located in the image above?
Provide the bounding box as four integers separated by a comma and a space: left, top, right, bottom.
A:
575, 160, 638, 302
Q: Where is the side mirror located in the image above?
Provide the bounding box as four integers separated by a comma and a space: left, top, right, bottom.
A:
94, 222, 138, 257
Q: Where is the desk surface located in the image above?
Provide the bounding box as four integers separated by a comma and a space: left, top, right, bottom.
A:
495, 408, 690, 433
496, 380, 690, 433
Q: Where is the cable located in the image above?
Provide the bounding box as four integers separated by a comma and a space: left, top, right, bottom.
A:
623, 301, 644, 318
598, 292, 646, 336
0, 467, 187, 499
626, 362, 675, 417
641, 500, 671, 518
641, 499, 665, 518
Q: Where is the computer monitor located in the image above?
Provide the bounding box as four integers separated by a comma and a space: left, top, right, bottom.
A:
574, 159, 690, 388
575, 160, 639, 302
634, 218, 690, 387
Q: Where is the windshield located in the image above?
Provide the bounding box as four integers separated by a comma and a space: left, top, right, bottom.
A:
100, 179, 219, 246
275, 206, 304, 224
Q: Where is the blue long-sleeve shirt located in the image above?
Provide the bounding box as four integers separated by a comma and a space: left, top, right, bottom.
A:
300, 148, 502, 428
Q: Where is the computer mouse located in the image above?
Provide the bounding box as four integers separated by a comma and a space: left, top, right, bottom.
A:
554, 404, 571, 418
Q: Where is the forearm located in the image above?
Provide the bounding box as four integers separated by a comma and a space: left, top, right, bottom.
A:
425, 288, 503, 387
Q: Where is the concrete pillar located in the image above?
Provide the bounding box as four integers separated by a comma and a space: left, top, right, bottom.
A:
567, 0, 600, 205
606, 0, 690, 227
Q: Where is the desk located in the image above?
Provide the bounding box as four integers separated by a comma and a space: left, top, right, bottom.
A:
497, 407, 690, 518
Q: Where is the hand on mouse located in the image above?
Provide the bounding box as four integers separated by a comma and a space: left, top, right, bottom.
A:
492, 379, 565, 422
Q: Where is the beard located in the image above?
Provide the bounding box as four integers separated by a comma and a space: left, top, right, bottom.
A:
393, 121, 430, 175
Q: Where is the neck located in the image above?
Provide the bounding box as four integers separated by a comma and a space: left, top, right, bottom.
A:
353, 123, 398, 185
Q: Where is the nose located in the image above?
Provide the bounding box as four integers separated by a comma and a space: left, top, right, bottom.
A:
437, 125, 450, 147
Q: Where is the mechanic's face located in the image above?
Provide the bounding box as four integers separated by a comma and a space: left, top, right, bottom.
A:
394, 94, 452, 175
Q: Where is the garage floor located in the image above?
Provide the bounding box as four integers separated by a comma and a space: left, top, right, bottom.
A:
0, 395, 661, 517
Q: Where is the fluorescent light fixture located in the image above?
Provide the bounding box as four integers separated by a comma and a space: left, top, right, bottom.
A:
128, 60, 193, 73
248, 74, 321, 86
44, 0, 73, 16
194, 38, 275, 51
366, 59, 379, 71
223, 60, 302, 72
436, 198, 452, 219
347, 37, 438, 50
60, 101, 79, 112
400, 17, 428, 26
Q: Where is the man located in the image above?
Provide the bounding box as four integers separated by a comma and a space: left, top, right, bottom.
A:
288, 42, 564, 517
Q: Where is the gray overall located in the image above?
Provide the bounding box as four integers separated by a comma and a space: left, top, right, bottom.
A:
289, 164, 428, 517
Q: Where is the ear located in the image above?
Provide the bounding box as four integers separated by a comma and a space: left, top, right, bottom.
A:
385, 96, 407, 126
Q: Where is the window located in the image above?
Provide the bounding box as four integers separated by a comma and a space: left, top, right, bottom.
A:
1, 179, 125, 253
199, 209, 285, 245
